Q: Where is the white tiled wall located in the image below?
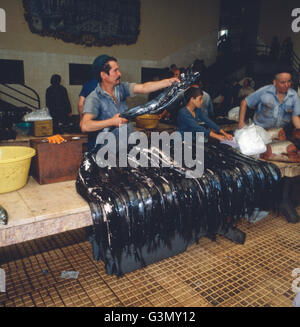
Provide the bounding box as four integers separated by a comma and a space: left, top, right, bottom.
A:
0, 30, 217, 114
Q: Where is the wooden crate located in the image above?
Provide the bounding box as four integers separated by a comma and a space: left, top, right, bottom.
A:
30, 136, 86, 184
33, 120, 53, 137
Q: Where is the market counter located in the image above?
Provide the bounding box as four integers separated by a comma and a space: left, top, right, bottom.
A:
0, 133, 88, 147
1, 124, 300, 247
0, 177, 92, 247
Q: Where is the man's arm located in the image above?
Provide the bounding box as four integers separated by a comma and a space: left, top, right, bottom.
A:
78, 96, 85, 121
133, 77, 179, 94
80, 113, 128, 133
238, 99, 248, 129
292, 95, 300, 128
292, 115, 300, 128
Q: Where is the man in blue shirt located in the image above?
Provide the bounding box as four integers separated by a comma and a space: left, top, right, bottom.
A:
80, 55, 179, 151
78, 79, 98, 121
78, 56, 106, 121
238, 70, 300, 129
238, 70, 300, 224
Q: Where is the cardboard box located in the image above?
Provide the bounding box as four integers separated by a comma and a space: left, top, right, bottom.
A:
30, 136, 85, 184
33, 120, 53, 137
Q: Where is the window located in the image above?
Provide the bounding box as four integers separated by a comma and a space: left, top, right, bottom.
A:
0, 59, 24, 84
69, 63, 93, 85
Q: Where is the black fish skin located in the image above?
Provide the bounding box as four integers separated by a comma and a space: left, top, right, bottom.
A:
0, 205, 8, 225
120, 67, 200, 119
76, 140, 282, 277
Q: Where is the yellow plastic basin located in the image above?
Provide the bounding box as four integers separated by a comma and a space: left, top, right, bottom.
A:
0, 146, 36, 193
135, 114, 160, 129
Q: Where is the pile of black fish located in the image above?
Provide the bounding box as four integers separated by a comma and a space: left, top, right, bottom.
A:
76, 141, 282, 276
0, 205, 8, 225
120, 67, 200, 119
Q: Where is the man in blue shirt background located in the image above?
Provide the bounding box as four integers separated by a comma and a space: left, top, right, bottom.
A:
238, 70, 300, 130
77, 57, 101, 121
78, 79, 98, 121
196, 80, 215, 120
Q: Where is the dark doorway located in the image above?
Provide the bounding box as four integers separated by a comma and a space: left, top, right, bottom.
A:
218, 0, 261, 53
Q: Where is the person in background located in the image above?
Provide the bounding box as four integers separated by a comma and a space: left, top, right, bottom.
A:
173, 68, 181, 79
177, 86, 232, 142
193, 58, 207, 81
238, 78, 255, 102
170, 64, 178, 75
215, 80, 233, 117
78, 57, 103, 121
238, 69, 300, 129
270, 36, 280, 60
78, 80, 98, 122
194, 80, 215, 120
231, 79, 242, 107
46, 74, 72, 132
280, 37, 293, 65
80, 55, 179, 151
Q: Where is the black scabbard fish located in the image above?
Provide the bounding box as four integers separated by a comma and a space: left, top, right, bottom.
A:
120, 67, 200, 119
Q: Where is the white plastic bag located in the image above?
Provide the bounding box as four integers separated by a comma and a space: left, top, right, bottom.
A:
254, 125, 272, 144
227, 106, 240, 122
234, 124, 267, 156
23, 107, 53, 122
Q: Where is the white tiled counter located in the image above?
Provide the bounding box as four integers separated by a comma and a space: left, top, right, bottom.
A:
0, 177, 92, 247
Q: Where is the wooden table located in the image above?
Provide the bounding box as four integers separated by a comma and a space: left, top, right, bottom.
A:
30, 136, 87, 184
0, 133, 88, 147
269, 160, 300, 178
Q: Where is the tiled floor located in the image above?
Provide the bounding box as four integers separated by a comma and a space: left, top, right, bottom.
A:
0, 207, 299, 307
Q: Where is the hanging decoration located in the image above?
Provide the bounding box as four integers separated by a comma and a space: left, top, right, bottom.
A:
22, 0, 140, 47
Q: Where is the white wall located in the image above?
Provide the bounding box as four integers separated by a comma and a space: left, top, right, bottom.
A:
0, 30, 219, 112
0, 0, 220, 112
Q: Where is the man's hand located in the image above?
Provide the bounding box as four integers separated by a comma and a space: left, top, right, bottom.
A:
292, 115, 300, 129
167, 77, 180, 86
218, 135, 227, 141
110, 113, 128, 126
224, 132, 233, 141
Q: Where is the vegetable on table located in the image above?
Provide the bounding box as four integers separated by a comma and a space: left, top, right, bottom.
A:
46, 134, 66, 144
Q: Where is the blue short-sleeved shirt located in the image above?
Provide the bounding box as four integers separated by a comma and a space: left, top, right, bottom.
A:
177, 106, 221, 140
200, 91, 214, 118
245, 85, 300, 129
79, 79, 98, 98
83, 82, 135, 151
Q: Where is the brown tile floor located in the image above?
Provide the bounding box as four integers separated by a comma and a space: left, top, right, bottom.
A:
1, 203, 299, 307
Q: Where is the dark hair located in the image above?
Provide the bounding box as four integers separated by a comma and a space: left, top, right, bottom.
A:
95, 56, 117, 82
184, 86, 203, 102
273, 65, 292, 80
194, 77, 203, 87
99, 57, 117, 82
50, 74, 61, 85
